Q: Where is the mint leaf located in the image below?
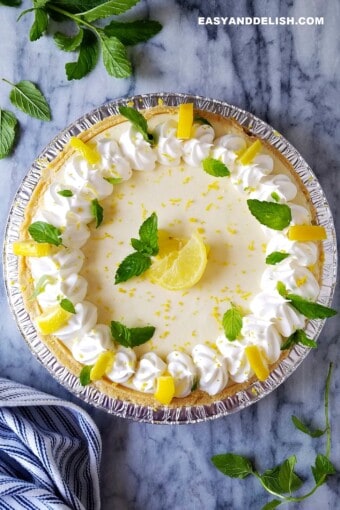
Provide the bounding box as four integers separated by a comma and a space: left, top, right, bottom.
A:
280, 329, 317, 351
286, 294, 337, 319
29, 8, 48, 41
311, 454, 336, 485
260, 466, 285, 495
0, 109, 17, 159
261, 501, 282, 510
66, 30, 99, 80
57, 189, 73, 197
211, 453, 253, 479
104, 19, 162, 46
111, 320, 155, 348
271, 191, 280, 202
266, 252, 290, 265
0, 0, 21, 5
28, 221, 62, 246
104, 176, 122, 185
118, 105, 154, 144
4, 79, 51, 121
99, 33, 132, 78
91, 198, 103, 228
194, 115, 212, 127
202, 157, 230, 177
137, 212, 159, 255
115, 252, 151, 284
79, 365, 93, 386
222, 307, 242, 341
276, 280, 287, 297
247, 199, 292, 230
291, 416, 326, 438
278, 455, 303, 494
60, 298, 76, 314
54, 29, 84, 51
81, 0, 139, 22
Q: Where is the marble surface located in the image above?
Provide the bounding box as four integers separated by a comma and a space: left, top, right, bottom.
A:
0, 0, 339, 508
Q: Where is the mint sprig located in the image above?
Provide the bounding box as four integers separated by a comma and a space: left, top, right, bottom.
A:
276, 282, 337, 320
118, 105, 154, 144
222, 306, 242, 341
202, 157, 230, 177
247, 199, 292, 231
60, 298, 76, 314
212, 363, 336, 509
280, 329, 317, 350
0, 109, 18, 159
16, 1, 162, 81
111, 320, 155, 348
265, 252, 290, 265
91, 198, 104, 228
57, 189, 73, 197
28, 221, 62, 246
115, 212, 158, 284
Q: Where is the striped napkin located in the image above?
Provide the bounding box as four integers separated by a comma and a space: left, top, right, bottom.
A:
0, 378, 101, 510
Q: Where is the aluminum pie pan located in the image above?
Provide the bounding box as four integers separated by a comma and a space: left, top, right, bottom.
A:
3, 92, 337, 424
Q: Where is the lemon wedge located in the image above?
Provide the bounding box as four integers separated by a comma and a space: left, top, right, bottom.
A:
13, 240, 53, 257
154, 375, 175, 405
69, 136, 101, 165
245, 345, 269, 381
238, 139, 262, 165
90, 351, 115, 381
288, 225, 327, 242
148, 231, 207, 290
36, 305, 71, 335
177, 103, 193, 139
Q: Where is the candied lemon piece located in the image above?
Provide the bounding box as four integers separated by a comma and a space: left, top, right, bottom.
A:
177, 103, 193, 139
147, 231, 207, 290
238, 139, 262, 165
288, 225, 327, 241
36, 305, 71, 335
90, 351, 115, 381
154, 375, 175, 405
69, 136, 101, 165
245, 345, 269, 381
12, 240, 53, 257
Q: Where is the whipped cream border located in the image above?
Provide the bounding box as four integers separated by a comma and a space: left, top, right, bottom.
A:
25, 112, 322, 399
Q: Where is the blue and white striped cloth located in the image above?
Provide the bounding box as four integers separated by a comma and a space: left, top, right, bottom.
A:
0, 378, 101, 510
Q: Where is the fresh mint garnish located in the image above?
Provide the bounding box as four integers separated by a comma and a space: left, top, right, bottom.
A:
211, 363, 336, 508
118, 105, 154, 144
0, 109, 18, 159
276, 281, 337, 320
16, 1, 161, 81
104, 19, 162, 46
29, 274, 55, 300
115, 213, 158, 284
271, 191, 280, 202
222, 307, 242, 341
79, 365, 93, 386
28, 221, 62, 246
194, 115, 213, 127
57, 189, 73, 197
115, 252, 151, 284
1, 0, 21, 7
91, 198, 104, 228
3, 79, 51, 121
266, 252, 290, 265
202, 157, 230, 177
60, 298, 76, 314
280, 329, 317, 350
291, 416, 326, 438
111, 320, 155, 348
104, 176, 123, 185
247, 199, 292, 230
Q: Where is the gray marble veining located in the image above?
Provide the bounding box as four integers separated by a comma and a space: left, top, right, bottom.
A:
0, 0, 339, 508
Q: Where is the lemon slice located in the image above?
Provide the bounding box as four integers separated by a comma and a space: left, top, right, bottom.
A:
90, 351, 115, 381
177, 103, 193, 139
238, 139, 262, 165
148, 231, 207, 290
154, 375, 175, 405
245, 345, 269, 381
36, 305, 71, 335
13, 240, 53, 257
69, 136, 101, 165
288, 225, 327, 241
